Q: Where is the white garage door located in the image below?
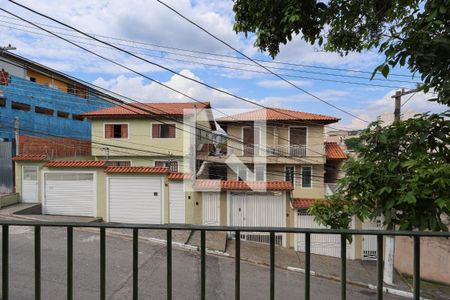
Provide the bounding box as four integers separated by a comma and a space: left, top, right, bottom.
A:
44, 172, 95, 216
169, 182, 185, 223
230, 192, 285, 245
108, 176, 162, 224
296, 210, 354, 259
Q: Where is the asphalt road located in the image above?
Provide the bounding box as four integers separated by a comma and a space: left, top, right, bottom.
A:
0, 226, 404, 299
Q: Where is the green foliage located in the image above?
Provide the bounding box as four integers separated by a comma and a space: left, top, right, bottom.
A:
311, 112, 450, 231
233, 0, 450, 105
343, 137, 362, 151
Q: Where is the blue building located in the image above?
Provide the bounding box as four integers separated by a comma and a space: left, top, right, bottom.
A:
0, 52, 115, 193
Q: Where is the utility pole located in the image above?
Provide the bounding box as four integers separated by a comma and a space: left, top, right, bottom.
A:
384, 86, 421, 285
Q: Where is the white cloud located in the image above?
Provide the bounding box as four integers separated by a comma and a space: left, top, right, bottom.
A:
339, 90, 446, 130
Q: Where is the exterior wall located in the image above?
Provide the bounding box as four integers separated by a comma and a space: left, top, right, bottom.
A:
192, 191, 203, 225
93, 155, 186, 170
91, 118, 186, 158
394, 235, 450, 285
26, 69, 69, 93
0, 75, 111, 142
19, 136, 91, 158
0, 193, 19, 207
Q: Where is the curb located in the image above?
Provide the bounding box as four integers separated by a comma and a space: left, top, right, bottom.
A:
287, 266, 429, 300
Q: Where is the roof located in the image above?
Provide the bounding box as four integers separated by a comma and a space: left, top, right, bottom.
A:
217, 108, 339, 124
12, 154, 47, 161
193, 180, 293, 191
292, 198, 316, 209
44, 160, 106, 168
105, 166, 169, 174
83, 102, 211, 118
325, 142, 347, 160
167, 172, 192, 180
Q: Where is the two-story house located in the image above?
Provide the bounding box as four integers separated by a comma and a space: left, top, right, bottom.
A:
13, 101, 216, 225
195, 107, 352, 252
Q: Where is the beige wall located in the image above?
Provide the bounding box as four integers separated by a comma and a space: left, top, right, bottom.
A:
394, 235, 450, 285
91, 118, 188, 157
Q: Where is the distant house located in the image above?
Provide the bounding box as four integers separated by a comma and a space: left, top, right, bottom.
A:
0, 52, 114, 193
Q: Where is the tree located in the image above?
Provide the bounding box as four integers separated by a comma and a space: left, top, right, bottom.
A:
343, 137, 362, 151
233, 0, 450, 105
308, 112, 450, 231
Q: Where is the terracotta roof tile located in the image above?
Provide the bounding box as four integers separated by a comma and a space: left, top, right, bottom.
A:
44, 160, 106, 168
167, 172, 192, 180
83, 102, 210, 118
325, 142, 347, 159
292, 198, 317, 209
105, 166, 169, 174
217, 108, 339, 124
12, 154, 47, 161
193, 180, 293, 191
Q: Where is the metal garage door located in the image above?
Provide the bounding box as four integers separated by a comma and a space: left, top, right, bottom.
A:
44, 172, 95, 216
169, 182, 185, 223
296, 210, 354, 259
230, 192, 285, 245
108, 176, 162, 224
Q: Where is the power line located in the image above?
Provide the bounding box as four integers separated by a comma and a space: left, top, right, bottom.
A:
0, 13, 415, 79
0, 6, 351, 160
1, 6, 351, 169
8, 1, 369, 124
0, 21, 420, 86
156, 0, 369, 123
0, 23, 410, 89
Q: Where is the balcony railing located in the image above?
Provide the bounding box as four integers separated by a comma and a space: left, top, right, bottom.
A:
0, 220, 447, 300
229, 144, 325, 157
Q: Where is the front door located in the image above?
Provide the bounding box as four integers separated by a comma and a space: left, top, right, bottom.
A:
202, 192, 220, 225
22, 166, 38, 203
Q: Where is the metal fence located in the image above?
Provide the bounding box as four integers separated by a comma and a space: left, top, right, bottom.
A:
0, 220, 448, 300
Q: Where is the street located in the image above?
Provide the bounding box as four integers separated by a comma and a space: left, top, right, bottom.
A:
0, 225, 405, 300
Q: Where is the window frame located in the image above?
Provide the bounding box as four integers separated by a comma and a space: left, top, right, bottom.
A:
285, 165, 295, 188
254, 165, 266, 181
151, 123, 177, 139
154, 160, 179, 172
301, 166, 313, 189
103, 123, 130, 140
106, 160, 132, 167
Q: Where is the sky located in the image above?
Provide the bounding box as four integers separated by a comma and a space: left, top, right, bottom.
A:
0, 0, 447, 130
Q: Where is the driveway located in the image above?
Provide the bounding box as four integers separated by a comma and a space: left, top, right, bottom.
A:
1, 226, 405, 300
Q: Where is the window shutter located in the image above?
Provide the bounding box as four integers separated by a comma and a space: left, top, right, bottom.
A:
121, 124, 128, 138
168, 124, 176, 138
105, 124, 113, 138
152, 124, 161, 138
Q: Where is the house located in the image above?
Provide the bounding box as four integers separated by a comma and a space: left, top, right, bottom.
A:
196, 107, 378, 258
0, 52, 115, 193
13, 101, 216, 225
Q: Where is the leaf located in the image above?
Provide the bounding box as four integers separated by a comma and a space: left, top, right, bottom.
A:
403, 192, 417, 204
381, 64, 390, 78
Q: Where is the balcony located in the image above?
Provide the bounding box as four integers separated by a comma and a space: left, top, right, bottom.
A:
0, 219, 446, 299
229, 144, 325, 157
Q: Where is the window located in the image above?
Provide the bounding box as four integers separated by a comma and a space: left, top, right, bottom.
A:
0, 98, 5, 107
289, 127, 307, 156
255, 165, 266, 181
237, 166, 247, 181
29, 77, 36, 82
11, 101, 31, 112
105, 124, 128, 139
57, 111, 69, 118
152, 124, 176, 138
35, 106, 54, 116
155, 160, 178, 172
106, 161, 131, 167
301, 166, 312, 188
72, 114, 85, 121
285, 166, 295, 187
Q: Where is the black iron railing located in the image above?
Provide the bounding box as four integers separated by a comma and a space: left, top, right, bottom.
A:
0, 220, 449, 300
